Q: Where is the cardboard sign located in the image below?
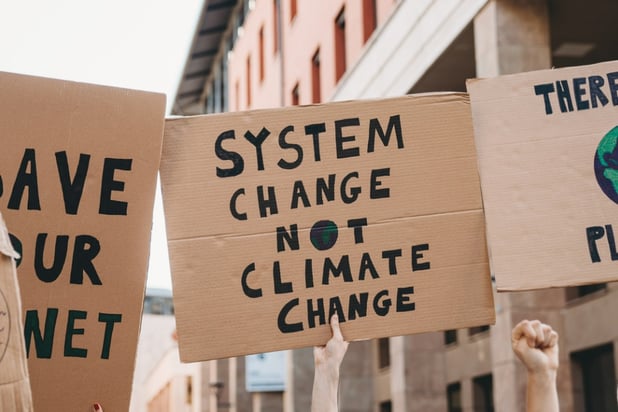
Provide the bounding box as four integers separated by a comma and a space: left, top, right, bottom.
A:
0, 213, 33, 411
161, 94, 494, 361
467, 60, 618, 291
0, 72, 165, 411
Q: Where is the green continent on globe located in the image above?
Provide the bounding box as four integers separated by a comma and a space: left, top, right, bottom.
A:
598, 127, 618, 194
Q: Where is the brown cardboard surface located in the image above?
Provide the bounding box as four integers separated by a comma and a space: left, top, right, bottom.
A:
161, 94, 495, 362
0, 212, 33, 411
0, 72, 165, 411
467, 60, 618, 291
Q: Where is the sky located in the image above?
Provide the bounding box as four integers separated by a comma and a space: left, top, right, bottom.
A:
0, 0, 205, 289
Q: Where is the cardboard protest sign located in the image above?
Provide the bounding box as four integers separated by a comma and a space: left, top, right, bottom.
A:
0, 72, 165, 411
161, 93, 494, 362
0, 212, 33, 411
467, 60, 618, 291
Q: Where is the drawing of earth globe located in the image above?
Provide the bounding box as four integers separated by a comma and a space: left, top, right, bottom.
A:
594, 126, 618, 204
310, 220, 339, 251
0, 288, 9, 363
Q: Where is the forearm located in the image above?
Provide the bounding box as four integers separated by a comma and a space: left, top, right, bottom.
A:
526, 370, 558, 412
311, 367, 339, 412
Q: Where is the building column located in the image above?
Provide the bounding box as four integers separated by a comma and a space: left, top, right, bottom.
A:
390, 336, 406, 412
490, 288, 574, 412
229, 357, 237, 412
488, 292, 525, 412
474, 0, 551, 78
474, 1, 562, 411
289, 348, 315, 412
614, 340, 618, 397
252, 393, 262, 412
283, 350, 294, 412
460, 378, 473, 412
398, 333, 447, 412
338, 339, 373, 411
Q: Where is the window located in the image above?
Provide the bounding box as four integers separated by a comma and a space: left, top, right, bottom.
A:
473, 374, 494, 412
311, 48, 321, 103
468, 325, 490, 336
246, 55, 252, 107
362, 0, 377, 43
291, 83, 299, 105
571, 343, 617, 411
214, 67, 222, 113
144, 295, 174, 315
377, 337, 390, 369
566, 283, 607, 301
206, 82, 214, 114
334, 7, 346, 82
444, 330, 457, 345
186, 376, 193, 404
290, 0, 297, 21
447, 382, 462, 412
273, 0, 279, 53
218, 59, 228, 112
259, 26, 265, 81
379, 401, 392, 412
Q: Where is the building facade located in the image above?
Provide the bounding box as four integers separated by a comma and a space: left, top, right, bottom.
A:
171, 1, 618, 411
131, 289, 189, 412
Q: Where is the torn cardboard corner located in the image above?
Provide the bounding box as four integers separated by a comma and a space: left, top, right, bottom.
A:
0, 212, 33, 411
161, 93, 495, 362
467, 60, 618, 291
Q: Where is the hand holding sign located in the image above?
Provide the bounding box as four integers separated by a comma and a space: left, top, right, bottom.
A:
312, 315, 349, 412
313, 315, 349, 376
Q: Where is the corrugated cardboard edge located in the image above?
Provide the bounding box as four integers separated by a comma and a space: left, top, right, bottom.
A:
0, 211, 33, 411
165, 92, 469, 124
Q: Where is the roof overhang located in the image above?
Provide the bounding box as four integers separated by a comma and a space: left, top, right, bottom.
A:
172, 0, 238, 115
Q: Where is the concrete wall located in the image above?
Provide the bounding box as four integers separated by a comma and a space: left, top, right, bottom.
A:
130, 314, 177, 412
144, 347, 201, 412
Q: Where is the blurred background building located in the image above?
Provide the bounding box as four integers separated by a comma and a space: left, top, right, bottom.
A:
137, 0, 618, 411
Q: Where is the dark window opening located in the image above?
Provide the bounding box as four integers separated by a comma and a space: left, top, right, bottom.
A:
311, 48, 321, 103
379, 400, 392, 412
469, 325, 490, 336
447, 382, 462, 412
444, 330, 458, 345
334, 7, 346, 82
291, 83, 299, 106
571, 343, 617, 412
273, 0, 279, 54
362, 0, 377, 43
378, 337, 390, 369
566, 283, 608, 301
290, 0, 297, 21
473, 374, 494, 412
259, 26, 265, 81
246, 55, 252, 107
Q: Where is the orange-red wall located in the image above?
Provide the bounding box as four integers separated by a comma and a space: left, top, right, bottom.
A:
228, 0, 398, 111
